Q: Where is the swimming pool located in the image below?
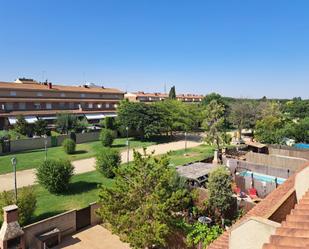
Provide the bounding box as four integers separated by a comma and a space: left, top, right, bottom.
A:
239, 171, 286, 184
294, 143, 309, 149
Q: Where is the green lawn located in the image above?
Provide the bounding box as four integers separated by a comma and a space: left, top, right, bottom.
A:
4, 144, 213, 225
0, 137, 172, 174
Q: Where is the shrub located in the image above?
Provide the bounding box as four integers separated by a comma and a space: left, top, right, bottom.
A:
100, 128, 115, 147
62, 138, 76, 154
0, 186, 37, 226
36, 159, 74, 193
96, 148, 121, 177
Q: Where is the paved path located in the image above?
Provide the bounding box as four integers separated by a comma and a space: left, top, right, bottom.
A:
53, 225, 131, 249
0, 138, 202, 192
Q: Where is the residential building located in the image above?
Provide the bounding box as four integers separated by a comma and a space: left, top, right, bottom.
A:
124, 91, 203, 103
0, 78, 124, 129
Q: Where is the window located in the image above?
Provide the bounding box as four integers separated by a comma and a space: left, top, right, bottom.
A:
69, 102, 74, 109
34, 103, 41, 109
106, 103, 110, 108
5, 103, 13, 110
10, 91, 17, 96
80, 93, 86, 98
88, 103, 93, 108
59, 102, 65, 109
19, 102, 26, 110
37, 92, 43, 97
60, 93, 66, 97
46, 103, 52, 109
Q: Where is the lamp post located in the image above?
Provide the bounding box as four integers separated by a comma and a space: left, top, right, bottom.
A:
11, 157, 17, 202
184, 132, 187, 154
44, 134, 48, 161
126, 126, 129, 164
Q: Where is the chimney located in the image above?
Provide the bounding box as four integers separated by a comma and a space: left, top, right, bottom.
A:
0, 205, 25, 249
48, 82, 52, 89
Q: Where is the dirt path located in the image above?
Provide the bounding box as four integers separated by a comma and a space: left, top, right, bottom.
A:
0, 139, 202, 192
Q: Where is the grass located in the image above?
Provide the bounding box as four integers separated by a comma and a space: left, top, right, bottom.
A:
0, 136, 172, 174
3, 144, 213, 225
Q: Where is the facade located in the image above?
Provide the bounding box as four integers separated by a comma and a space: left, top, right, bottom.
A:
124, 91, 203, 103
0, 78, 124, 129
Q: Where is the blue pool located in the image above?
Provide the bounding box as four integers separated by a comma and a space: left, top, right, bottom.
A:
294, 143, 309, 149
239, 171, 286, 184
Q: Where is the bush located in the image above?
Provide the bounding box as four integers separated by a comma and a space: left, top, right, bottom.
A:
62, 138, 76, 154
100, 128, 115, 147
36, 159, 74, 193
0, 186, 37, 226
96, 148, 121, 177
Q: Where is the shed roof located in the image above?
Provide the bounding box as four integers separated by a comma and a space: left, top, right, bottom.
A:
176, 162, 216, 180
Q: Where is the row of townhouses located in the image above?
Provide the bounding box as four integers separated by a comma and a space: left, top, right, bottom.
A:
0, 78, 204, 129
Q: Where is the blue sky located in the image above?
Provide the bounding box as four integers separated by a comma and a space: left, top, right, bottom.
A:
0, 0, 308, 99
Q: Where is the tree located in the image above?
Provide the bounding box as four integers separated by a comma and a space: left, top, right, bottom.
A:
62, 138, 76, 154
202, 100, 227, 150
56, 113, 79, 134
207, 166, 234, 222
98, 150, 191, 248
169, 86, 176, 99
100, 128, 115, 147
36, 159, 74, 194
102, 116, 116, 130
282, 99, 309, 119
14, 115, 31, 136
186, 223, 223, 248
202, 93, 226, 107
117, 101, 166, 138
0, 186, 37, 226
254, 116, 285, 144
96, 147, 121, 177
229, 101, 257, 138
34, 119, 48, 136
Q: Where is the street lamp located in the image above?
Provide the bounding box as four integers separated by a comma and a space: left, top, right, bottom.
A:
126, 127, 129, 164
11, 157, 17, 202
44, 134, 48, 161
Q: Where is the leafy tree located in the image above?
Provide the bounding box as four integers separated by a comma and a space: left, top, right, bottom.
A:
14, 115, 31, 136
186, 223, 223, 249
62, 138, 76, 154
0, 186, 37, 226
155, 100, 200, 135
282, 99, 309, 119
202, 93, 226, 107
281, 117, 309, 143
56, 113, 79, 134
117, 101, 166, 138
76, 117, 90, 131
168, 86, 176, 99
100, 128, 115, 147
254, 116, 285, 144
96, 147, 121, 177
36, 159, 74, 194
98, 150, 191, 248
229, 101, 257, 138
207, 166, 234, 222
34, 119, 48, 136
102, 116, 116, 130
202, 100, 228, 150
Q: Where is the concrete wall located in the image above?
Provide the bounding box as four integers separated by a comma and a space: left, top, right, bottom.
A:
269, 145, 309, 160
10, 137, 52, 153
225, 157, 294, 179
246, 152, 307, 172
230, 217, 280, 249
295, 166, 309, 200
1, 132, 101, 154
22, 202, 101, 249
23, 210, 76, 249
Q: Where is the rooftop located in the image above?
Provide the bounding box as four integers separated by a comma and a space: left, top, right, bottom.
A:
176, 162, 216, 180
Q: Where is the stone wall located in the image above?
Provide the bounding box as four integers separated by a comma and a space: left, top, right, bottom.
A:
76, 132, 100, 144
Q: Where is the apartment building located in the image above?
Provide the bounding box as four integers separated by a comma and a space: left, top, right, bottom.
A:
124, 91, 203, 103
0, 78, 124, 129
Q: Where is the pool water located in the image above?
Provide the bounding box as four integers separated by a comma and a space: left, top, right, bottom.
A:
239, 171, 286, 184
294, 143, 309, 149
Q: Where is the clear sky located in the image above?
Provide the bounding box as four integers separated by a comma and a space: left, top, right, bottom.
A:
0, 0, 308, 99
